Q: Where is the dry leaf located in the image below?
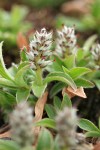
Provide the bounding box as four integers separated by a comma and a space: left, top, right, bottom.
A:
0, 124, 10, 134
33, 92, 48, 137
61, 0, 94, 15
62, 86, 87, 98
17, 32, 29, 51
0, 131, 10, 139
93, 142, 100, 150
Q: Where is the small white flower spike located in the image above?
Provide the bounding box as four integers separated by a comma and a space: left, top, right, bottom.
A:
56, 107, 78, 148
27, 28, 53, 70
10, 102, 34, 147
56, 25, 77, 57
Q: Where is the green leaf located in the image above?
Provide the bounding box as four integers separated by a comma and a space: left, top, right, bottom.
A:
53, 55, 63, 65
77, 59, 89, 67
62, 66, 69, 74
53, 96, 61, 110
93, 70, 100, 78
99, 117, 100, 129
16, 88, 30, 103
93, 79, 100, 90
14, 63, 30, 88
32, 83, 47, 98
75, 78, 94, 88
20, 49, 28, 62
8, 63, 18, 77
0, 140, 20, 150
85, 131, 100, 137
69, 67, 91, 79
45, 104, 56, 119
0, 42, 14, 80
17, 61, 29, 71
36, 118, 56, 129
63, 55, 75, 69
36, 128, 53, 150
44, 72, 77, 91
61, 93, 72, 109
0, 78, 17, 89
78, 118, 100, 132
51, 55, 63, 72
54, 135, 60, 150
50, 82, 66, 99
0, 90, 16, 109
76, 48, 86, 62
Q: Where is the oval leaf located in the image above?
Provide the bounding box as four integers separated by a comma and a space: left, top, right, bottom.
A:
36, 118, 56, 129
69, 67, 91, 79
78, 118, 100, 132
0, 78, 17, 89
32, 83, 47, 98
45, 104, 56, 119
75, 78, 94, 88
15, 64, 30, 88
53, 96, 61, 110
44, 72, 77, 91
16, 88, 30, 103
50, 82, 66, 99
61, 93, 72, 109
85, 131, 100, 138
36, 128, 53, 150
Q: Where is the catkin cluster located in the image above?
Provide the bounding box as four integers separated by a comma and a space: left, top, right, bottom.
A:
10, 102, 34, 147
56, 107, 77, 149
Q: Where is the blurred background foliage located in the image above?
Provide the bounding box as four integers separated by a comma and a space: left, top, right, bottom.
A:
56, 0, 100, 34
23, 0, 67, 8
0, 5, 32, 48
0, 0, 100, 42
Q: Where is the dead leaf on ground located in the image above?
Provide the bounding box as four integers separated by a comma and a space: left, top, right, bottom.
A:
62, 86, 87, 99
61, 0, 94, 15
33, 92, 48, 137
17, 32, 29, 51
0, 131, 10, 139
93, 142, 100, 150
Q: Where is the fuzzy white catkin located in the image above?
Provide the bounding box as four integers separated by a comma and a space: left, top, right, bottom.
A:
56, 107, 78, 149
27, 28, 53, 70
55, 25, 77, 57
10, 102, 34, 147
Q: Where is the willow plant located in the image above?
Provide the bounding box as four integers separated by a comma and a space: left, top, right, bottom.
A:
0, 25, 94, 113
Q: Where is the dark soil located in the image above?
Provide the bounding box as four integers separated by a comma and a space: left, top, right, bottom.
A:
73, 87, 100, 125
